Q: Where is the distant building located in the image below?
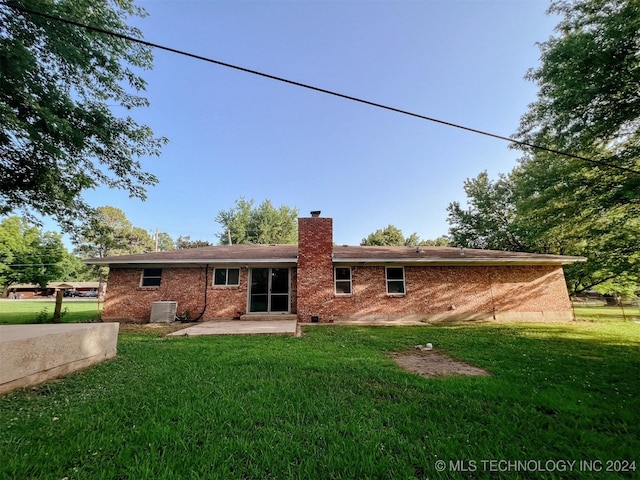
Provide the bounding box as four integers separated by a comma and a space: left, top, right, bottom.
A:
4, 282, 103, 299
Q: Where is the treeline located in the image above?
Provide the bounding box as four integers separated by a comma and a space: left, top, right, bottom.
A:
446, 0, 639, 295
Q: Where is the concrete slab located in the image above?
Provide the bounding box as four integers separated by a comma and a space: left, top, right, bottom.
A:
166, 319, 297, 337
0, 323, 119, 394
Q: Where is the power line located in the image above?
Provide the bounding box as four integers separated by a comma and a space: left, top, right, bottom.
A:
5, 1, 640, 176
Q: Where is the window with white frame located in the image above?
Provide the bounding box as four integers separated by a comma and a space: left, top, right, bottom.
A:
214, 268, 240, 286
334, 267, 352, 295
141, 268, 162, 287
386, 267, 405, 294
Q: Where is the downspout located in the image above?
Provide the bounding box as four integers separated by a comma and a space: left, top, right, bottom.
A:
191, 264, 209, 322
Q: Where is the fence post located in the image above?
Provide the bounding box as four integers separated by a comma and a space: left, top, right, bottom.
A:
53, 290, 64, 323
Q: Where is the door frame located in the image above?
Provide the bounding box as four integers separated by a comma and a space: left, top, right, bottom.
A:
248, 267, 291, 314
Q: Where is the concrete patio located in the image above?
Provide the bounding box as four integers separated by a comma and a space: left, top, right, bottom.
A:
166, 318, 298, 337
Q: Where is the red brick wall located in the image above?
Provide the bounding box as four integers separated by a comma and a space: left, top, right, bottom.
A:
103, 266, 299, 323
103, 215, 573, 323
322, 264, 571, 322
103, 266, 251, 323
296, 217, 334, 322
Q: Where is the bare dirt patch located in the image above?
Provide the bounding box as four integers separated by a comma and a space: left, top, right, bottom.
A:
389, 349, 490, 378
118, 322, 197, 336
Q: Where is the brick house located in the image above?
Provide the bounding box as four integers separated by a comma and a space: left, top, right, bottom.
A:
86, 212, 584, 324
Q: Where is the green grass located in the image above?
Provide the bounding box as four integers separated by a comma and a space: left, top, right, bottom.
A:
0, 299, 103, 324
573, 304, 640, 322
2, 300, 636, 325
1, 322, 639, 479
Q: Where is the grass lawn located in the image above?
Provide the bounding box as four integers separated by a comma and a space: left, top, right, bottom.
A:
573, 305, 640, 322
1, 301, 636, 325
0, 299, 103, 324
1, 322, 639, 479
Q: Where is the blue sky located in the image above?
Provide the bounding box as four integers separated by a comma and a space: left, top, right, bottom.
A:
76, 0, 558, 246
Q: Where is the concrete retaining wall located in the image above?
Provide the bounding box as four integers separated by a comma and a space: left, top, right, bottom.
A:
0, 323, 119, 395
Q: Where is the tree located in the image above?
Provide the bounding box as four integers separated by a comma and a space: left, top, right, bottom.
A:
510, 0, 640, 294
361, 225, 422, 246
514, 0, 639, 222
447, 1, 640, 295
176, 236, 212, 249
0, 216, 64, 289
447, 165, 639, 294
516, 0, 640, 197
155, 231, 175, 251
56, 250, 96, 282
215, 198, 299, 245
73, 206, 154, 258
0, 0, 166, 231
420, 236, 451, 247
446, 172, 525, 251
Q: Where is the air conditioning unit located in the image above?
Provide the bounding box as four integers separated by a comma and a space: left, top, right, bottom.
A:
150, 301, 177, 323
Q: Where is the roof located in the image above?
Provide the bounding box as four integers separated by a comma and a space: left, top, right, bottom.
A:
84, 244, 299, 266
332, 246, 585, 265
84, 244, 585, 267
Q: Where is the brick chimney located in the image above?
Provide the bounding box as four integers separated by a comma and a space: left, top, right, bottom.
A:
297, 211, 333, 322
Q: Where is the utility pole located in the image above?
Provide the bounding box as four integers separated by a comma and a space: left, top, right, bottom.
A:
155, 229, 159, 252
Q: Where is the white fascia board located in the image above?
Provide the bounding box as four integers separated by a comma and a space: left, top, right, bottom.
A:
332, 257, 585, 266
84, 258, 297, 266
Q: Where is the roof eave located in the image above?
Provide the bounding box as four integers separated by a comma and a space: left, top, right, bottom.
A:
84, 258, 298, 266
85, 255, 586, 267
332, 257, 586, 266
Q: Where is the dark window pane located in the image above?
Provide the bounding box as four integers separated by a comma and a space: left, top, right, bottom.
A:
144, 268, 162, 277
251, 269, 269, 294
335, 267, 351, 280
386, 268, 404, 280
336, 280, 351, 294
142, 276, 161, 287
214, 269, 227, 285
142, 268, 162, 287
271, 295, 288, 312
227, 268, 240, 285
271, 268, 289, 294
387, 280, 405, 294
250, 294, 268, 312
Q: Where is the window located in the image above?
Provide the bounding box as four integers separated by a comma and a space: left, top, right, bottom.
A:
335, 267, 352, 295
141, 268, 162, 287
386, 267, 405, 295
214, 268, 240, 286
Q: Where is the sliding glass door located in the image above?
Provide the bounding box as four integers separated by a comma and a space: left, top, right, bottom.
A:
249, 268, 290, 313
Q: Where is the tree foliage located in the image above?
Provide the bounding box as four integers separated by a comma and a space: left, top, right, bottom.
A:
446, 172, 524, 251
448, 0, 640, 295
513, 0, 640, 294
176, 236, 212, 249
0, 0, 166, 231
73, 206, 155, 258
215, 198, 299, 245
361, 225, 415, 246
447, 167, 639, 295
0, 216, 65, 288
517, 0, 640, 180
515, 0, 640, 228
360, 225, 447, 247
420, 236, 451, 247
155, 231, 175, 251
56, 250, 95, 282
